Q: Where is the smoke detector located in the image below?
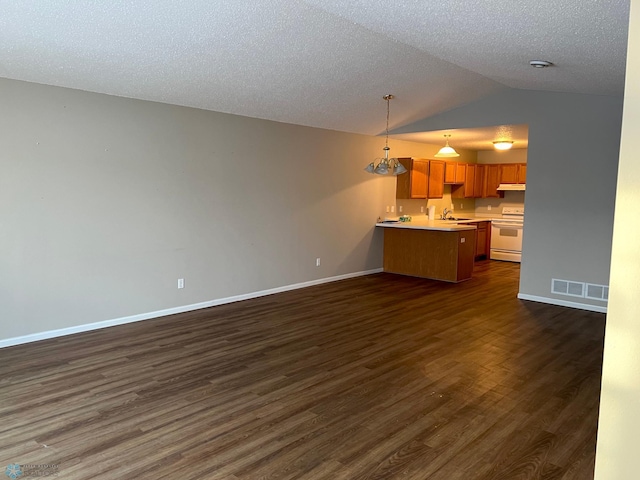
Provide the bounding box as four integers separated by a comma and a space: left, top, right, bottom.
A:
530, 60, 553, 68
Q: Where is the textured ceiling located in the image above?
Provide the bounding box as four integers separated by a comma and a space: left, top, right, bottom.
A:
0, 1, 630, 149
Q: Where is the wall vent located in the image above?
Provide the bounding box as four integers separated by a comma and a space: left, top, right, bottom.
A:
586, 283, 609, 301
551, 278, 608, 302
551, 278, 585, 298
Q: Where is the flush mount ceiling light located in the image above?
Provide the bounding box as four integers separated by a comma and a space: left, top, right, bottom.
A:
434, 134, 460, 158
529, 60, 553, 68
493, 141, 514, 151
364, 95, 407, 176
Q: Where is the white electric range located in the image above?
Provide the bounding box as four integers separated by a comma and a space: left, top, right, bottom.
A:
490, 207, 524, 262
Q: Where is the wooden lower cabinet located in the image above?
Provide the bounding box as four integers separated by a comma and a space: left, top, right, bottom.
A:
382, 227, 476, 282
473, 221, 491, 260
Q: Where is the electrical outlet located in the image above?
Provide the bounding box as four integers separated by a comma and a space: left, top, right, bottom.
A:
177, 278, 185, 289
488, 205, 492, 211
460, 203, 463, 209
399, 206, 403, 213
420, 206, 424, 213
386, 206, 390, 213
316, 258, 321, 267
391, 206, 395, 213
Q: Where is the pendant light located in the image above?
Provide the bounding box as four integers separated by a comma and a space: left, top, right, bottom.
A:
364, 95, 407, 176
434, 134, 460, 158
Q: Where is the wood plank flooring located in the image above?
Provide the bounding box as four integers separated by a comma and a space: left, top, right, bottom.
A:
0, 261, 606, 479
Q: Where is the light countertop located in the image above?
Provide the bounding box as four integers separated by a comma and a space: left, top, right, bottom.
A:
376, 218, 478, 232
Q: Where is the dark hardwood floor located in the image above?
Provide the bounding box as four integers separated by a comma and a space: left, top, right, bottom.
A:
0, 261, 606, 479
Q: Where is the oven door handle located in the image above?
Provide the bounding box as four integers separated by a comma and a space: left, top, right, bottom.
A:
492, 222, 523, 229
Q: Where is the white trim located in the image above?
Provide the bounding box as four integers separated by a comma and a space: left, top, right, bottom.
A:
0, 268, 383, 349
517, 293, 608, 314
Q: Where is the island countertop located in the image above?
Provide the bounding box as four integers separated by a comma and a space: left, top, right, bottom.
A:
376, 218, 477, 232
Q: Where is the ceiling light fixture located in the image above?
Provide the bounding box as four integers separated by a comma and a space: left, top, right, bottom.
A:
364, 95, 407, 176
529, 60, 553, 68
434, 134, 460, 158
493, 141, 514, 151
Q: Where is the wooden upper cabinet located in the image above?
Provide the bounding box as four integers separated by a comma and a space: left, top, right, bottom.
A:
474, 165, 486, 198
428, 160, 445, 198
451, 163, 476, 199
500, 163, 527, 184
396, 158, 428, 199
444, 162, 456, 183
444, 162, 466, 184
517, 163, 527, 183
456, 163, 466, 183
500, 164, 518, 183
463, 164, 476, 198
484, 164, 503, 198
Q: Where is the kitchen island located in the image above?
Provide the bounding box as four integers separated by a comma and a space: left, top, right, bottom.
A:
376, 219, 477, 282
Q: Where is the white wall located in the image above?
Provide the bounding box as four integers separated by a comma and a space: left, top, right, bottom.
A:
0, 77, 444, 344
595, 0, 640, 477
394, 88, 623, 311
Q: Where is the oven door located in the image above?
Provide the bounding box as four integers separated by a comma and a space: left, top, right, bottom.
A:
490, 220, 524, 262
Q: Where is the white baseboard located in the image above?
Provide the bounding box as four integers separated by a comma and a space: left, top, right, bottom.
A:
0, 268, 384, 349
517, 293, 608, 314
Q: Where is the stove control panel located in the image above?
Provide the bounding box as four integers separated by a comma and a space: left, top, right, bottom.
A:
502, 207, 524, 216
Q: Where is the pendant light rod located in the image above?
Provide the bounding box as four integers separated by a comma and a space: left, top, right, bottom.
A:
383, 94, 393, 152
364, 94, 407, 176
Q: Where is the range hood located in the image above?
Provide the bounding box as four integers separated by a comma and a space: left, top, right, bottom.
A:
497, 183, 526, 191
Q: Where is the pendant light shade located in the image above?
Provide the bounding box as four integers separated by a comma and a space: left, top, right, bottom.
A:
434, 134, 460, 158
365, 95, 407, 176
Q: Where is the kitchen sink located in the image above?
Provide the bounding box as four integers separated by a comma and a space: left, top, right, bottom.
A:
445, 217, 471, 221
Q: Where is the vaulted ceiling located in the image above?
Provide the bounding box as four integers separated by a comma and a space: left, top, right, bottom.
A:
0, 1, 630, 149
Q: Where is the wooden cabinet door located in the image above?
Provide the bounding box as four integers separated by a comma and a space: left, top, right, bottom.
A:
444, 162, 466, 184
474, 221, 491, 260
444, 162, 457, 183
500, 164, 518, 183
456, 163, 466, 183
464, 165, 476, 198
428, 160, 445, 198
517, 163, 527, 183
474, 165, 485, 198
395, 158, 412, 199
411, 160, 429, 198
395, 158, 428, 199
484, 164, 502, 198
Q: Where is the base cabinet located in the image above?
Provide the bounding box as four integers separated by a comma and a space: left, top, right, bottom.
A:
382, 227, 476, 282
474, 221, 491, 260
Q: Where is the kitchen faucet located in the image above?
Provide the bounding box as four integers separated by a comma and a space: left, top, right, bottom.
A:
441, 207, 449, 220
